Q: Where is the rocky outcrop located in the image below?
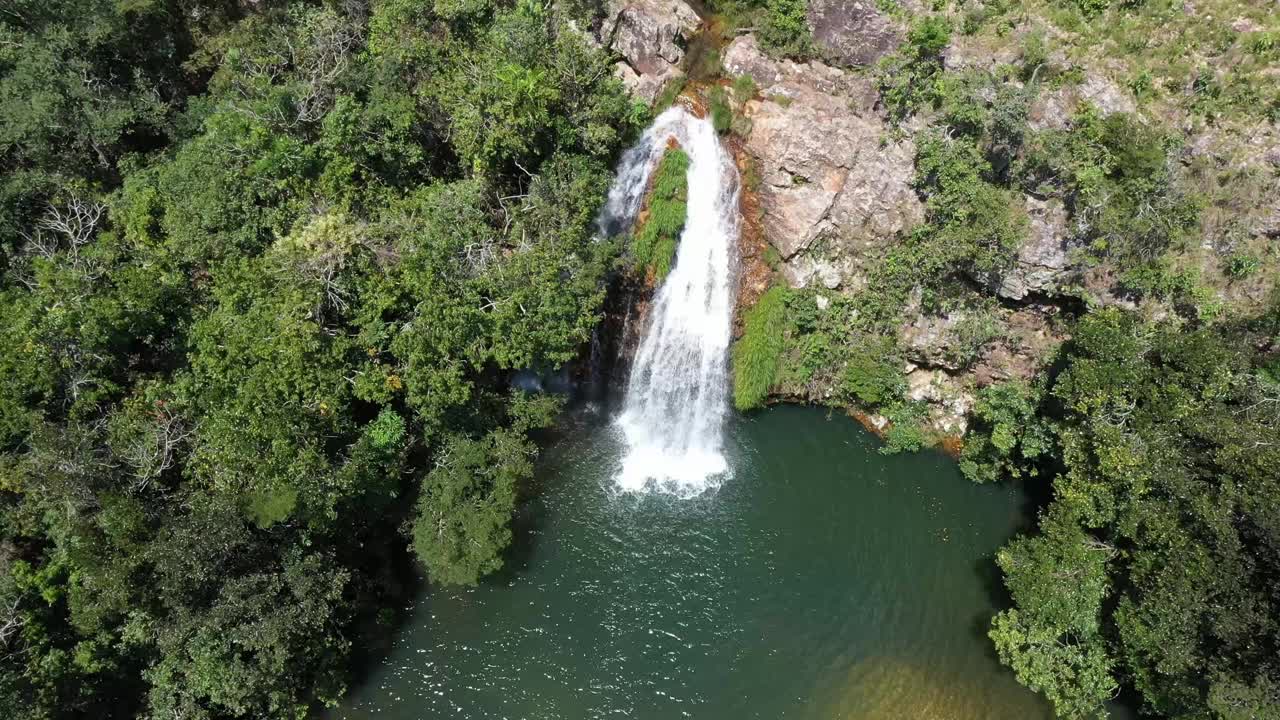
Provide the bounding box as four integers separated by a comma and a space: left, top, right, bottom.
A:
597, 0, 701, 102
1027, 76, 1136, 130
905, 369, 973, 435
806, 0, 903, 67
724, 34, 923, 290
900, 310, 969, 371
997, 196, 1074, 300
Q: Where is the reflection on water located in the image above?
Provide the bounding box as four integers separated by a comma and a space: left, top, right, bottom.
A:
332, 405, 1054, 720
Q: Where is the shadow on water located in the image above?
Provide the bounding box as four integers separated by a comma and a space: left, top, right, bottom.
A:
334, 547, 425, 707
491, 488, 544, 585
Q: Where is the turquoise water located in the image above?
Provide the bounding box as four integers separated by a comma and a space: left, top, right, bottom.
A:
334, 405, 1053, 719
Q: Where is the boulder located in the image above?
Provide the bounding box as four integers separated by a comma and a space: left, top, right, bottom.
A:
597, 0, 701, 102
1077, 74, 1136, 116
724, 35, 922, 289
997, 196, 1073, 300
806, 0, 903, 67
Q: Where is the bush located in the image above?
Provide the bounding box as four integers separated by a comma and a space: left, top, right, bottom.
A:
878, 17, 952, 120
758, 0, 813, 59
1015, 109, 1198, 267
732, 285, 789, 411
840, 336, 905, 408
1226, 252, 1261, 280
959, 380, 1050, 483
881, 402, 929, 455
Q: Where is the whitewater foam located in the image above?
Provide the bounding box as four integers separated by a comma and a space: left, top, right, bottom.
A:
600, 106, 740, 496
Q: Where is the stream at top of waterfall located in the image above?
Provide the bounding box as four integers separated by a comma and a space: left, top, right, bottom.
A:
330, 404, 1064, 720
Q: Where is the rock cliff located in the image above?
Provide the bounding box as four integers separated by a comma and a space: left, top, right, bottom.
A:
723, 35, 922, 291
594, 0, 700, 102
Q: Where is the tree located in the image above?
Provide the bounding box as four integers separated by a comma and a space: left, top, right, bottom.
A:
411, 429, 534, 586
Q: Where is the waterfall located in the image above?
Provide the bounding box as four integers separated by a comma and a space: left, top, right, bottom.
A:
600, 106, 740, 495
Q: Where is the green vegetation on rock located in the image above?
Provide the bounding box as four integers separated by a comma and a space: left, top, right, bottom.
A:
732, 285, 789, 410
632, 147, 690, 281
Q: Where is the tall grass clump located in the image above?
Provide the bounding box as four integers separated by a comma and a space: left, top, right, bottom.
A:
631, 147, 689, 280
732, 285, 789, 411
708, 86, 733, 134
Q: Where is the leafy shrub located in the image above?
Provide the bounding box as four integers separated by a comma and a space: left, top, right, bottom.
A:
878, 17, 952, 120
1016, 108, 1198, 267
411, 430, 532, 586
840, 335, 905, 408
1020, 30, 1049, 79
959, 380, 1051, 483
880, 401, 930, 455
1072, 0, 1111, 17
911, 132, 1026, 279
732, 285, 789, 410
1225, 252, 1261, 279
758, 0, 813, 59
631, 148, 689, 280
947, 308, 1005, 368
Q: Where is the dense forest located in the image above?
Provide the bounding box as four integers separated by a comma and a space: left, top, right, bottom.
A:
2, 0, 1279, 718
0, 0, 641, 716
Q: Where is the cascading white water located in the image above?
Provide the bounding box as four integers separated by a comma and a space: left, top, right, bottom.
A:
598, 106, 740, 495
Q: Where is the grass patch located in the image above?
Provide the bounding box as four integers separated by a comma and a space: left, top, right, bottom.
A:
732, 284, 789, 411
631, 147, 689, 281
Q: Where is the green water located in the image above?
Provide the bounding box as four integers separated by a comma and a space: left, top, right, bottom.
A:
334, 405, 1053, 719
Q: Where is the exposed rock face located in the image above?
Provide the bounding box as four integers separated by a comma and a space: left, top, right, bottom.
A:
900, 311, 969, 371
1028, 76, 1136, 130
942, 35, 1020, 73
905, 369, 973, 435
998, 197, 1074, 300
597, 0, 701, 102
806, 0, 903, 67
724, 35, 922, 290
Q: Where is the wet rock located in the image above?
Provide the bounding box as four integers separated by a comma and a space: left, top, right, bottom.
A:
998, 197, 1073, 300
597, 0, 701, 102
806, 0, 903, 67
